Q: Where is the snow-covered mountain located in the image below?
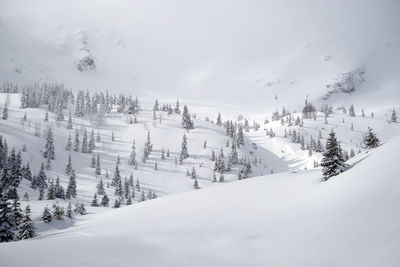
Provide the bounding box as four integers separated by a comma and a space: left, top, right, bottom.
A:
0, 0, 399, 107
0, 1, 400, 266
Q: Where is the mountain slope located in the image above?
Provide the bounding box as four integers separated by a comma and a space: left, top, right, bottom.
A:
1, 136, 399, 266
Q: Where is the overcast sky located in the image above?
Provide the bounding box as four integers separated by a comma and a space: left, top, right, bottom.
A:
1, 0, 399, 105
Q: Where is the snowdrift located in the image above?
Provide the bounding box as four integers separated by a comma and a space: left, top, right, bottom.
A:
1, 136, 399, 266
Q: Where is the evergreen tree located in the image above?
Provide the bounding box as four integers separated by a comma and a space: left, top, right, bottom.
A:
91, 193, 99, 207
100, 193, 109, 207
363, 127, 380, 149
73, 129, 80, 152
47, 179, 56, 200
191, 167, 196, 179
65, 133, 72, 151
126, 194, 132, 205
154, 161, 158, 170
65, 154, 73, 175
52, 204, 65, 220
66, 203, 73, 218
193, 178, 199, 189
0, 196, 15, 242
41, 206, 52, 223
95, 154, 101, 175
349, 105, 356, 117
96, 130, 101, 142
36, 163, 48, 190
88, 130, 95, 153
237, 125, 244, 146
182, 105, 194, 130
11, 199, 23, 230
113, 199, 121, 208
112, 163, 121, 187
97, 179, 105, 195
2, 104, 8, 120
161, 148, 165, 160
67, 112, 73, 129
320, 130, 346, 181
81, 128, 88, 153
44, 111, 48, 122
391, 108, 397, 123
17, 205, 35, 240
128, 140, 136, 165
55, 177, 65, 199
180, 133, 189, 160
111, 131, 115, 142
90, 154, 96, 168
216, 113, 222, 126
66, 170, 77, 198
43, 128, 55, 160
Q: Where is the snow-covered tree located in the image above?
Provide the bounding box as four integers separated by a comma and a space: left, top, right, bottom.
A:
67, 112, 73, 129
73, 130, 80, 152
65, 154, 73, 175
0, 196, 15, 242
66, 170, 77, 198
43, 128, 55, 160
41, 206, 52, 223
320, 130, 346, 181
65, 133, 72, 151
91, 193, 99, 207
81, 128, 88, 153
101, 193, 109, 207
391, 108, 397, 123
95, 154, 101, 175
17, 205, 35, 240
128, 140, 136, 166
363, 127, 380, 149
2, 104, 8, 120
180, 133, 189, 160
182, 105, 194, 130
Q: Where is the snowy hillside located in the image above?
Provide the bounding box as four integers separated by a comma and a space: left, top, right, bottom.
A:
0, 1, 400, 266
1, 135, 400, 267
0, 0, 399, 107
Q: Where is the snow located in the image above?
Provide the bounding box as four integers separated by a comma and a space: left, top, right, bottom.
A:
1, 135, 400, 266
0, 0, 399, 265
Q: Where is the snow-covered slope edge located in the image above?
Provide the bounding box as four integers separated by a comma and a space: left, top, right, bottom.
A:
1, 136, 399, 267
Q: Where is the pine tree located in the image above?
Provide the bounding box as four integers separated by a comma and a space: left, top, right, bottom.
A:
91, 193, 99, 207
73, 129, 80, 152
36, 163, 48, 190
90, 154, 96, 168
96, 130, 101, 142
349, 105, 356, 117
128, 140, 136, 165
113, 199, 121, 208
237, 125, 244, 146
55, 177, 65, 199
66, 203, 73, 218
43, 128, 55, 160
391, 108, 397, 123
44, 111, 48, 122
191, 167, 196, 179
111, 131, 115, 142
182, 105, 194, 130
203, 140, 207, 149
47, 179, 56, 200
41, 206, 52, 223
81, 128, 88, 153
0, 196, 15, 242
97, 179, 105, 195
88, 130, 95, 153
363, 127, 380, 149
101, 193, 109, 207
154, 161, 158, 170
56, 100, 64, 121
320, 130, 346, 181
210, 150, 215, 161
95, 154, 101, 175
161, 148, 165, 160
216, 113, 222, 126
65, 154, 73, 175
52, 204, 65, 220
65, 133, 72, 151
66, 170, 77, 198
112, 163, 121, 187
114, 180, 123, 197
180, 133, 189, 160
193, 178, 199, 189
126, 194, 132, 205
67, 112, 73, 129
2, 104, 8, 120
17, 205, 35, 240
